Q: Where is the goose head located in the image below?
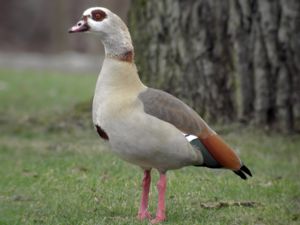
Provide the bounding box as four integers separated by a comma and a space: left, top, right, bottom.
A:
69, 7, 133, 61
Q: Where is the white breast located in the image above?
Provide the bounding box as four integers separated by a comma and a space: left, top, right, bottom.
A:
92, 58, 146, 126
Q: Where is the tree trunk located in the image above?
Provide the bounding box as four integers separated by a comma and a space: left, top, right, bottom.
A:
129, 0, 300, 132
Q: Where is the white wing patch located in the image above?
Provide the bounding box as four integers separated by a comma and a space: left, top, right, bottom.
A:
183, 133, 198, 142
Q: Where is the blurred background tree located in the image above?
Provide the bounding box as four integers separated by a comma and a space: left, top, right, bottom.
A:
129, 0, 300, 133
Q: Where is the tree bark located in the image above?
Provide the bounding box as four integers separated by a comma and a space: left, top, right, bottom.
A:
229, 0, 255, 122
129, 0, 236, 123
129, 0, 300, 132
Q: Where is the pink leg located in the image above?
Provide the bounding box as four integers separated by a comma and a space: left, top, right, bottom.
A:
137, 170, 152, 220
151, 172, 167, 224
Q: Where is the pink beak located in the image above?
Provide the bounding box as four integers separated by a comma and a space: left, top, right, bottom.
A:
68, 20, 90, 33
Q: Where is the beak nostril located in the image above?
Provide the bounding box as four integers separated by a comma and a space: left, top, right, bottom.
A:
69, 20, 89, 33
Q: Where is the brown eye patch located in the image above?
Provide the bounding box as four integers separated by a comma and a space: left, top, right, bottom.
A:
91, 10, 106, 21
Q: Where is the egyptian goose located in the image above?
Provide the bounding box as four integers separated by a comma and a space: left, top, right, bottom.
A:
69, 7, 252, 224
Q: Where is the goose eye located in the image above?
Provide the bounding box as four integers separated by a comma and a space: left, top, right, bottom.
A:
92, 10, 106, 21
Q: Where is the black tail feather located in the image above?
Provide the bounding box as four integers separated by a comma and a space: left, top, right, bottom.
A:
233, 164, 252, 180
241, 165, 252, 177
234, 170, 247, 180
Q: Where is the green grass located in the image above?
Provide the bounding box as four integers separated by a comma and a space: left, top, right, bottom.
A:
0, 69, 300, 225
0, 69, 95, 116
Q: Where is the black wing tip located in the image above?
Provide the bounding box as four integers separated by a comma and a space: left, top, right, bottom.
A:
234, 165, 252, 180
